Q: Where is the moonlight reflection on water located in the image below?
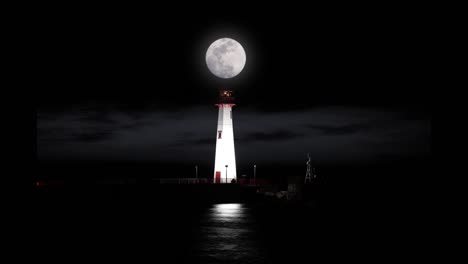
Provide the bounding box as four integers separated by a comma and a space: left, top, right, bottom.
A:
195, 203, 268, 263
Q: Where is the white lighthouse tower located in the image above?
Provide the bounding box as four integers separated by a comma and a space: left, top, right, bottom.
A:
213, 89, 237, 183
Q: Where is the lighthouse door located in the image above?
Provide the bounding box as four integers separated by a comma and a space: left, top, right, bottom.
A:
215, 171, 221, 183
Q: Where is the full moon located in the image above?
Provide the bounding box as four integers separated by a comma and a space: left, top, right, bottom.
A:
206, 38, 246, 79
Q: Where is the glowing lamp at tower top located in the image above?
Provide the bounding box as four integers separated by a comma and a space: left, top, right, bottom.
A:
206, 38, 246, 79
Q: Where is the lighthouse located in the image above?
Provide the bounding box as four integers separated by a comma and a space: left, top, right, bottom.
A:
214, 89, 237, 183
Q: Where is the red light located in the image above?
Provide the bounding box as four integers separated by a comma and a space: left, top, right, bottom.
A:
36, 181, 45, 187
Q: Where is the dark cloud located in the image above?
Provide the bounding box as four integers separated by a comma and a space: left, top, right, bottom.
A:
37, 106, 430, 166
182, 138, 214, 145
73, 131, 113, 142
240, 130, 303, 142
78, 112, 116, 124
306, 124, 372, 135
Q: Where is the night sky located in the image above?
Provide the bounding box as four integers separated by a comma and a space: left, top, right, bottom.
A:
36, 6, 431, 181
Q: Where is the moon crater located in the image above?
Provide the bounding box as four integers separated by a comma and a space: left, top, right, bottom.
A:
206, 38, 246, 79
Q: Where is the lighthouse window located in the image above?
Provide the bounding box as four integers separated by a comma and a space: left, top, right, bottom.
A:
218, 131, 222, 139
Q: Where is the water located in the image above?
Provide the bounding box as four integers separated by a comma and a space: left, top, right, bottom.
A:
34, 187, 403, 263
193, 204, 269, 263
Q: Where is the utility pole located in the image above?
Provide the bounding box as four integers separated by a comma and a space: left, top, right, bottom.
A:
254, 164, 256, 185
225, 165, 228, 184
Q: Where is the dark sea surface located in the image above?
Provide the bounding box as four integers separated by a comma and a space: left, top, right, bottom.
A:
32, 183, 422, 263
191, 204, 269, 263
